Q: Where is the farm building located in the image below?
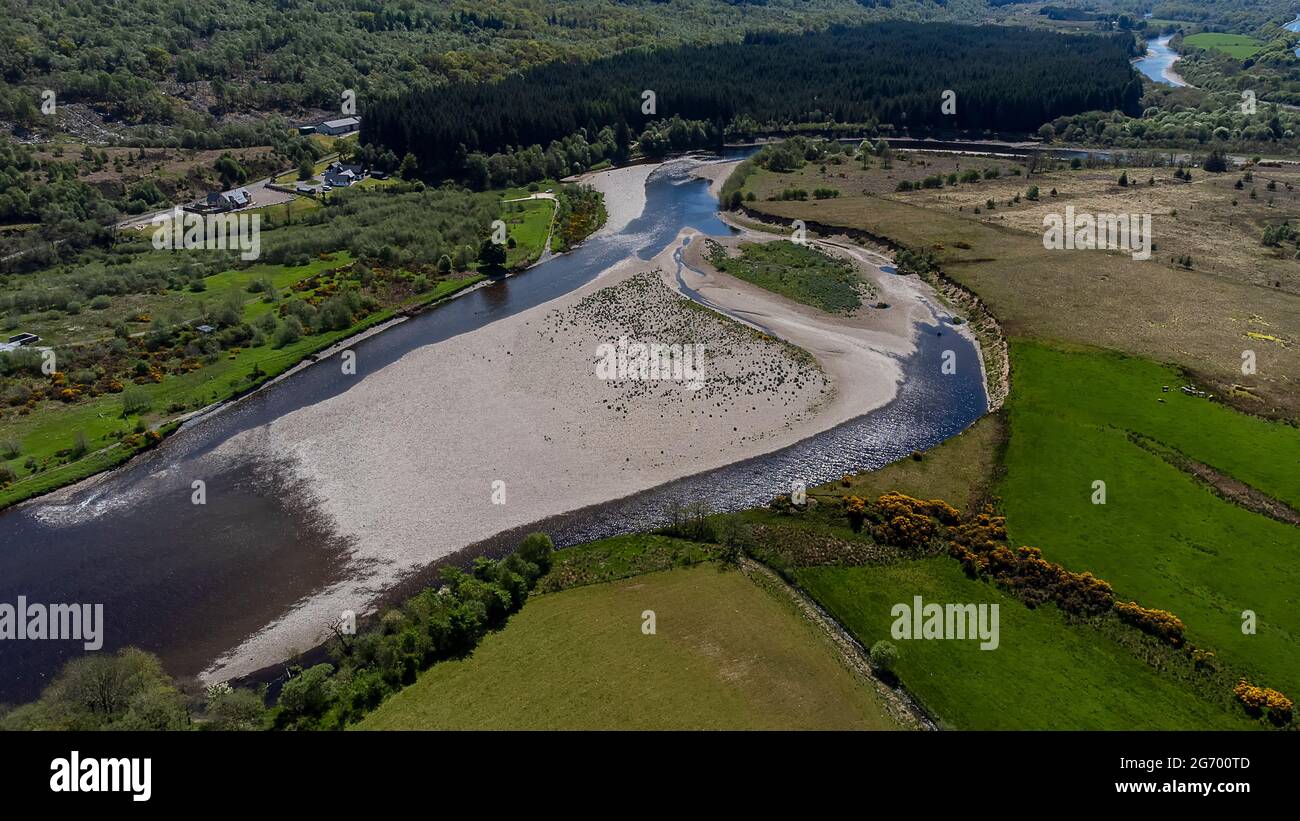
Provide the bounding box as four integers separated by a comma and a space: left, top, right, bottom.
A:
317, 117, 361, 136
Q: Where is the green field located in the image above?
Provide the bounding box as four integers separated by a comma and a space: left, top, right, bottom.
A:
358, 564, 899, 730
501, 197, 556, 268
798, 559, 1254, 730
998, 340, 1300, 694
1183, 33, 1265, 59
706, 239, 867, 314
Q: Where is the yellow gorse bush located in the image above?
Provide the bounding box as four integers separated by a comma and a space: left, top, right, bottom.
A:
1234, 679, 1294, 724
1114, 600, 1186, 646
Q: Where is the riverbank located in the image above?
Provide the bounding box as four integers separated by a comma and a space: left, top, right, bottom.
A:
573, 162, 657, 236
690, 158, 739, 199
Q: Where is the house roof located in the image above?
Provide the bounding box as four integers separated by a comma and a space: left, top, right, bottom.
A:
321, 117, 361, 130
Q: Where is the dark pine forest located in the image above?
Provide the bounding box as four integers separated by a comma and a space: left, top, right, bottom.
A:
365, 22, 1143, 181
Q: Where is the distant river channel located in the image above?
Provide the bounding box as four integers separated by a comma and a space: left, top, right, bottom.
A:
1134, 34, 1189, 88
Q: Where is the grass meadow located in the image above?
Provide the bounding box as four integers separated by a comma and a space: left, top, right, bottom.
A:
998, 340, 1300, 694
1183, 33, 1265, 59
358, 563, 899, 730
706, 239, 868, 314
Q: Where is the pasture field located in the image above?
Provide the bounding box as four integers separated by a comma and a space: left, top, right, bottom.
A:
358, 563, 900, 730
797, 559, 1255, 730
998, 340, 1300, 694
1183, 33, 1265, 59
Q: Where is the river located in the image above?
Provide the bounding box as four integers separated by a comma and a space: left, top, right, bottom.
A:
0, 152, 985, 703
1134, 34, 1188, 88
1287, 14, 1300, 58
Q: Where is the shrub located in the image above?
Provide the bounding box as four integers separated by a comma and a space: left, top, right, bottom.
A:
869, 640, 899, 674
1233, 679, 1293, 725
274, 664, 338, 730
866, 493, 954, 548
203, 687, 268, 731
1203, 149, 1228, 173
842, 495, 868, 532
1114, 600, 1185, 646
274, 316, 304, 347
517, 532, 554, 575
121, 387, 151, 417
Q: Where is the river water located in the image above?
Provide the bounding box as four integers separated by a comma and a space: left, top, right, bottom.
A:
1134, 34, 1188, 88
1286, 14, 1300, 57
0, 153, 985, 702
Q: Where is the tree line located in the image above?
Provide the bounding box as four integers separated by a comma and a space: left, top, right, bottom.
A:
365, 22, 1144, 182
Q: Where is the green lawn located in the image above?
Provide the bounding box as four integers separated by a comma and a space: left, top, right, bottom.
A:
357, 564, 900, 730
706, 239, 868, 314
998, 340, 1300, 694
1183, 33, 1265, 59
501, 197, 555, 268
798, 559, 1254, 730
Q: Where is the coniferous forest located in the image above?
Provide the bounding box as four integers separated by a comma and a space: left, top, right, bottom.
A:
366, 22, 1143, 181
